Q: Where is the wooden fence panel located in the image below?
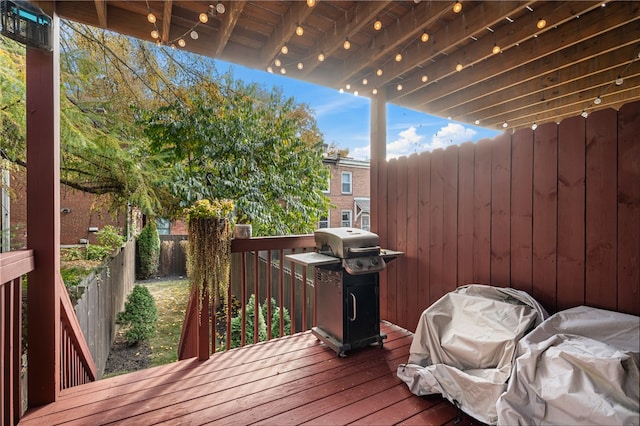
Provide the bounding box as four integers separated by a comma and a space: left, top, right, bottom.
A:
429, 149, 445, 305
457, 143, 475, 286
394, 156, 409, 329
442, 146, 459, 295
510, 129, 533, 294
417, 152, 431, 317
406, 154, 420, 329
586, 108, 618, 311
491, 134, 511, 287
532, 122, 558, 312
617, 102, 640, 316
557, 116, 586, 311
385, 159, 398, 325
473, 140, 492, 284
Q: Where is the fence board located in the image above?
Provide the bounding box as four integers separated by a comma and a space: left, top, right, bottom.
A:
405, 154, 420, 330
429, 149, 445, 305
557, 116, 586, 311
385, 159, 398, 325
586, 108, 618, 311
442, 146, 459, 295
457, 143, 474, 286
473, 140, 492, 283
377, 158, 389, 322
491, 134, 511, 287
617, 102, 640, 316
510, 129, 533, 294
394, 156, 408, 329
416, 152, 431, 327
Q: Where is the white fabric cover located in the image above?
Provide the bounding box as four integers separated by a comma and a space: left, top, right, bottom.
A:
397, 284, 548, 424
496, 305, 640, 426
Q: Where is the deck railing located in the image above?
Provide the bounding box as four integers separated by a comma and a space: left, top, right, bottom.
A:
1, 250, 34, 425
178, 234, 316, 360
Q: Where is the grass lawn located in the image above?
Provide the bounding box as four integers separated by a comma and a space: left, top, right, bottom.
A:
144, 278, 191, 367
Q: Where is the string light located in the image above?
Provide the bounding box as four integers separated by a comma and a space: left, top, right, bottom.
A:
317, 52, 325, 62
346, 84, 351, 90
531, 123, 537, 130
492, 44, 501, 54
280, 68, 286, 75
199, 12, 209, 23
151, 29, 159, 39
502, 121, 508, 128
274, 58, 281, 67
362, 78, 368, 85
147, 13, 156, 23
372, 88, 378, 95
453, 1, 462, 13
297, 62, 304, 70
421, 75, 428, 83
343, 38, 351, 50
397, 84, 403, 91
373, 18, 382, 31
420, 31, 429, 42
295, 24, 304, 36
594, 96, 602, 105
376, 68, 383, 76
536, 18, 546, 29
307, 0, 315, 7
190, 30, 199, 39
615, 76, 623, 86
215, 1, 225, 14
177, 38, 186, 47
395, 53, 402, 62
456, 63, 463, 71
581, 110, 588, 118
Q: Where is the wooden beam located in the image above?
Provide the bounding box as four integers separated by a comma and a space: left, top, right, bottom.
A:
300, 1, 390, 81
161, 0, 172, 44
93, 0, 107, 27
212, 0, 246, 57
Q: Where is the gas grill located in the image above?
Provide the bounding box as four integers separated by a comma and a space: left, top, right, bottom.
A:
287, 228, 402, 357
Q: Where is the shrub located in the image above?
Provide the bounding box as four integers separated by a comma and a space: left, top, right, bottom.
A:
137, 221, 160, 279
117, 285, 158, 345
230, 294, 266, 348
262, 297, 291, 338
96, 225, 125, 253
86, 244, 113, 261
61, 247, 83, 261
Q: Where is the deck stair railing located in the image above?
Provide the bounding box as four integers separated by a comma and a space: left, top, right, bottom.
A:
178, 234, 316, 360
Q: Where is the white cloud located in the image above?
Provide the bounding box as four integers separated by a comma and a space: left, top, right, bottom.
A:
351, 145, 370, 161
427, 123, 476, 151
387, 127, 425, 160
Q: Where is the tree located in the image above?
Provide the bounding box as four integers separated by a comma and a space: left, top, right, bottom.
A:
137, 76, 331, 236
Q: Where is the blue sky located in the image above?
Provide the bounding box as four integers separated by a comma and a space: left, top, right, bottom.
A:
217, 60, 501, 161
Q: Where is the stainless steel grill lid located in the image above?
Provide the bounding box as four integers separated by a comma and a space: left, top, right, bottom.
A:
314, 227, 380, 258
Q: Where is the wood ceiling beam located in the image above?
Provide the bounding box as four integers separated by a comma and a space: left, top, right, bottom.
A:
489, 75, 640, 130
386, 1, 605, 104
335, 0, 452, 88
443, 35, 640, 122
401, 0, 640, 111
161, 0, 172, 43
301, 1, 391, 80
361, 1, 534, 94
259, 1, 314, 68
93, 0, 107, 27
212, 0, 246, 57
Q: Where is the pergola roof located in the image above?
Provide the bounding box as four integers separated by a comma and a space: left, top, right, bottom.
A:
41, 0, 640, 131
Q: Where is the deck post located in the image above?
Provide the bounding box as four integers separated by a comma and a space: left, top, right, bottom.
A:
26, 13, 61, 406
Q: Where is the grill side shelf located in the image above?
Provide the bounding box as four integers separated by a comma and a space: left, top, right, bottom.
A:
285, 252, 340, 267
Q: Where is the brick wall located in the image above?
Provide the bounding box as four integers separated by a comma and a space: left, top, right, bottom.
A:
324, 158, 370, 229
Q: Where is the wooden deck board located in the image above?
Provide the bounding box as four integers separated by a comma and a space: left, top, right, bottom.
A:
19, 322, 483, 426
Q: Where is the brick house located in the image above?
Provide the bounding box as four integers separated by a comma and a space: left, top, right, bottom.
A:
321, 155, 370, 230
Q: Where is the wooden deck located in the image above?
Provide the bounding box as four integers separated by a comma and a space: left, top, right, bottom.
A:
19, 322, 483, 425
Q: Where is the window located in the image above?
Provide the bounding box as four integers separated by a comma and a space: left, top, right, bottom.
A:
341, 210, 352, 227
318, 212, 329, 228
360, 213, 370, 231
323, 175, 330, 193
156, 218, 171, 235
341, 171, 352, 194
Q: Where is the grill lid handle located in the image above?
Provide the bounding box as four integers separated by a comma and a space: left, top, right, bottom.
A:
347, 246, 381, 256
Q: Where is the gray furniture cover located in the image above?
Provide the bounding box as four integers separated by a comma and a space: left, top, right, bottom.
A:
496, 305, 640, 425
397, 284, 548, 424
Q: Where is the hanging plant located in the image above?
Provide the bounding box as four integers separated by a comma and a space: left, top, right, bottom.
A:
184, 199, 234, 318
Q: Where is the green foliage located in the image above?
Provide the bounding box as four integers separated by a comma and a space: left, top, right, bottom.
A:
137, 221, 160, 279
61, 246, 84, 261
86, 244, 113, 261
231, 294, 266, 348
184, 199, 234, 220
96, 225, 125, 252
117, 285, 158, 345
261, 297, 291, 338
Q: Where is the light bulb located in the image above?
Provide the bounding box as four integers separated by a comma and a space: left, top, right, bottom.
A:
492, 44, 501, 54
372, 88, 378, 95
343, 39, 351, 50
474, 120, 480, 125
178, 38, 186, 47
281, 45, 288, 54
531, 123, 538, 130
594, 96, 602, 105
581, 110, 588, 118
339, 88, 344, 93
421, 32, 429, 43
376, 68, 383, 76
502, 122, 508, 128
199, 13, 208, 23
190, 30, 199, 39
274, 58, 281, 67
216, 2, 225, 14
297, 62, 303, 70
280, 68, 286, 75
267, 66, 273, 73
307, 0, 315, 7
395, 53, 402, 62
615, 76, 623, 86
354, 90, 359, 96
456, 63, 463, 71
147, 13, 156, 23
295, 25, 304, 36
536, 18, 546, 29
453, 1, 462, 13
421, 75, 428, 83
397, 84, 403, 91
151, 29, 159, 39
318, 52, 325, 62
362, 78, 368, 85
373, 19, 382, 31
346, 84, 351, 90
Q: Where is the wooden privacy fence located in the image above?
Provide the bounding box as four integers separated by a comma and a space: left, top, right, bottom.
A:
73, 240, 136, 377
159, 235, 188, 277
378, 102, 640, 333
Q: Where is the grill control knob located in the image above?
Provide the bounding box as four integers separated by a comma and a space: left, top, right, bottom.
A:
355, 260, 363, 268
371, 258, 379, 266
